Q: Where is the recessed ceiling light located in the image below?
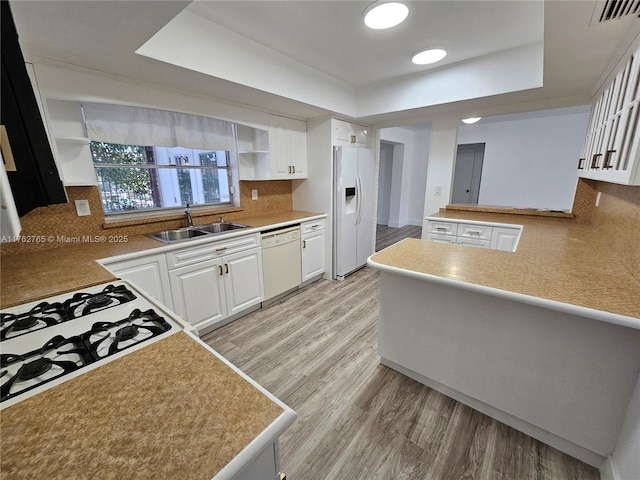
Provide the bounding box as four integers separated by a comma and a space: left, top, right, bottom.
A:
411, 47, 447, 65
461, 117, 482, 124
364, 1, 409, 30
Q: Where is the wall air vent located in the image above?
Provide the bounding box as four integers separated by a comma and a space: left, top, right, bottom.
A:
593, 0, 640, 22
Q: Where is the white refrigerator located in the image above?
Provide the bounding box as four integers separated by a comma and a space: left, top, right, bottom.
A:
333, 146, 376, 280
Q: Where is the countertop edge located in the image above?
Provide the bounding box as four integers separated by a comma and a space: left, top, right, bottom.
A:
367, 257, 640, 330
97, 213, 327, 264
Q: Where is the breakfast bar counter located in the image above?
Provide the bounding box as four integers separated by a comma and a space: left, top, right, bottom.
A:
370, 211, 640, 322
368, 211, 640, 469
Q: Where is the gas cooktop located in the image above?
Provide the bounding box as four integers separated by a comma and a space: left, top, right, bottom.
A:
0, 281, 194, 408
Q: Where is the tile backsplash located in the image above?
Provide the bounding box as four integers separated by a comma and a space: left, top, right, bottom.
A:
0, 181, 292, 255
573, 178, 640, 282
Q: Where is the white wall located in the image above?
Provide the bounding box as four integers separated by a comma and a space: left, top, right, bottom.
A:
457, 106, 590, 210
423, 120, 459, 217
379, 126, 430, 226
357, 42, 543, 118
377, 142, 393, 225
33, 62, 273, 131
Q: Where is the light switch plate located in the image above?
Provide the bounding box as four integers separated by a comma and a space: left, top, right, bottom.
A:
251, 189, 258, 200
434, 186, 442, 196
75, 199, 91, 216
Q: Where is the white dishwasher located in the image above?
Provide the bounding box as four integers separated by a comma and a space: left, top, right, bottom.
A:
261, 225, 302, 301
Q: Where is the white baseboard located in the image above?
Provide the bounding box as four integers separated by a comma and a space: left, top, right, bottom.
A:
380, 357, 605, 469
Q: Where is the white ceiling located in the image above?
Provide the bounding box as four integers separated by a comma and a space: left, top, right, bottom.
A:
187, 1, 543, 87
9, 0, 640, 126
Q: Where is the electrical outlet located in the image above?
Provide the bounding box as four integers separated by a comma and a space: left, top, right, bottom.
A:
251, 189, 258, 200
75, 199, 91, 216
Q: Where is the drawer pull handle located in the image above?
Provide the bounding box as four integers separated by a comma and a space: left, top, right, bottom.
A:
467, 230, 481, 236
218, 265, 224, 276
215, 247, 227, 252
602, 150, 616, 169
310, 225, 318, 229
435, 227, 447, 232
225, 263, 229, 274
303, 240, 306, 248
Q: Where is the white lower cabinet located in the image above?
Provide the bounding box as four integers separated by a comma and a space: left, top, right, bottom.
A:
223, 248, 264, 317
168, 259, 226, 331
232, 441, 280, 480
167, 236, 264, 332
424, 217, 522, 252
301, 219, 326, 282
100, 253, 173, 309
491, 227, 521, 252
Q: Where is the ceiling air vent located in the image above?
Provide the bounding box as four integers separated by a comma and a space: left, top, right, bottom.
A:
593, 0, 640, 22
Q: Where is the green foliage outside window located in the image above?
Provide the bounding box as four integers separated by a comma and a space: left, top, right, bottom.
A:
91, 142, 155, 213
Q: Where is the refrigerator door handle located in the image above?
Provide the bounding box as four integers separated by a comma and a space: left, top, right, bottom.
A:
355, 173, 362, 225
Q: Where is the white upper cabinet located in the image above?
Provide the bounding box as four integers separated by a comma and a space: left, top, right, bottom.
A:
579, 44, 640, 185
237, 116, 307, 180
332, 119, 369, 147
45, 99, 97, 186
270, 115, 307, 179
236, 123, 271, 180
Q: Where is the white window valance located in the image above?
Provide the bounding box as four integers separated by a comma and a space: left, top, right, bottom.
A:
82, 102, 235, 151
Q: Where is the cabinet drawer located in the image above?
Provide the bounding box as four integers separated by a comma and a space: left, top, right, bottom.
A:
426, 233, 456, 244
457, 223, 493, 240
301, 218, 325, 234
167, 233, 260, 269
425, 220, 457, 236
456, 237, 491, 248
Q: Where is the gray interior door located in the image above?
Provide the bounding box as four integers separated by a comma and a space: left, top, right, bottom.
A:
451, 143, 485, 204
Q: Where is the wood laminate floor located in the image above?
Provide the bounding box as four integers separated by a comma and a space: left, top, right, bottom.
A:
202, 268, 600, 480
376, 224, 422, 251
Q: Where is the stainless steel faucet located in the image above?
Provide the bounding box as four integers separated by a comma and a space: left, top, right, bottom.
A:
185, 204, 193, 228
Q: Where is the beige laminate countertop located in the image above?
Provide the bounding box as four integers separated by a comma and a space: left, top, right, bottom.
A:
370, 211, 640, 321
0, 210, 322, 308
0, 331, 285, 480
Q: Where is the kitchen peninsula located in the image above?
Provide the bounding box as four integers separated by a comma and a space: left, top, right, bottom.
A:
0, 210, 324, 479
368, 211, 640, 469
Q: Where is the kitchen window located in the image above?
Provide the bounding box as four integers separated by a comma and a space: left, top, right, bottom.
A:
91, 142, 231, 214
82, 102, 237, 219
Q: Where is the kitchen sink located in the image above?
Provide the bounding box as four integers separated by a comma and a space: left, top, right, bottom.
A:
196, 222, 248, 234
146, 222, 249, 243
147, 228, 208, 243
